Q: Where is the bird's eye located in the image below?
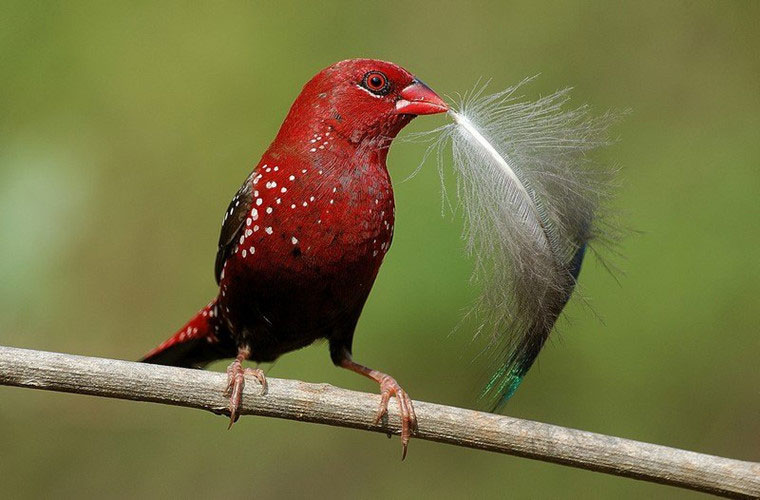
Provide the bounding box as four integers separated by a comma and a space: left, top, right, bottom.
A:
362, 71, 390, 95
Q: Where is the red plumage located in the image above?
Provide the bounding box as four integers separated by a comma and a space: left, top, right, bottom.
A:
141, 59, 447, 456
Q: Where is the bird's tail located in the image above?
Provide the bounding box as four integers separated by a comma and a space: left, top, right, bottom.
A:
140, 298, 236, 368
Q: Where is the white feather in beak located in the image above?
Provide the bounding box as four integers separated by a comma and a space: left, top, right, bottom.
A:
412, 79, 622, 409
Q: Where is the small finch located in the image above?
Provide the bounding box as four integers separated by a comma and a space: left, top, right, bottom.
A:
142, 59, 448, 458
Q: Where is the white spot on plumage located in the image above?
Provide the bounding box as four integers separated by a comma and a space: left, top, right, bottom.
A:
281, 187, 287, 193
265, 226, 273, 235
289, 175, 295, 181
249, 246, 255, 255
266, 207, 273, 214
291, 236, 298, 245
242, 249, 247, 258
246, 218, 252, 226
251, 209, 258, 220
266, 181, 277, 189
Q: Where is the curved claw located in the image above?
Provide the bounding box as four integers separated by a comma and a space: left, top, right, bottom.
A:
224, 358, 266, 428
373, 375, 418, 460
337, 354, 418, 459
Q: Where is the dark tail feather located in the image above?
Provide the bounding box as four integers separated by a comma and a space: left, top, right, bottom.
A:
487, 243, 588, 410
141, 298, 236, 368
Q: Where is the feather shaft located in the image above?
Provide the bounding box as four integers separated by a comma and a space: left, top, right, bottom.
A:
449, 113, 531, 220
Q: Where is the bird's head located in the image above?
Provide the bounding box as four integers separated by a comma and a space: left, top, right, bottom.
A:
275, 59, 448, 151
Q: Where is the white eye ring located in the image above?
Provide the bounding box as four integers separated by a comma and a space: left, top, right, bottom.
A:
356, 84, 383, 99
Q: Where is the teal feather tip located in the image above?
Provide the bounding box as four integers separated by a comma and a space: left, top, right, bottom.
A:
483, 364, 526, 411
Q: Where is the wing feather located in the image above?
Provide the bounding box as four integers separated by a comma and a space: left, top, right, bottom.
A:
215, 171, 256, 283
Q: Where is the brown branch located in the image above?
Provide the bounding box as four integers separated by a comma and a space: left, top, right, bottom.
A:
0, 345, 757, 498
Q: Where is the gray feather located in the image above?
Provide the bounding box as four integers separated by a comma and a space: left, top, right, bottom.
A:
414, 80, 621, 408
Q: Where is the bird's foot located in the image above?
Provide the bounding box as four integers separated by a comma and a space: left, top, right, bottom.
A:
373, 374, 417, 460
223, 358, 267, 428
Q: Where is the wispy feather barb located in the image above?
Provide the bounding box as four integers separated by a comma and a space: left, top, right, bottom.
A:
413, 79, 621, 410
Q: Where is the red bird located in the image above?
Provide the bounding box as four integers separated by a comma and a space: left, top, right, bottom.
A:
141, 59, 447, 456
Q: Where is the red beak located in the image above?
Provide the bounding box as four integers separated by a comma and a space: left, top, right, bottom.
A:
395, 79, 448, 115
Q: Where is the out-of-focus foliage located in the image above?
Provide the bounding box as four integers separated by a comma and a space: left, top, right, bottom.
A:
1, 2, 757, 498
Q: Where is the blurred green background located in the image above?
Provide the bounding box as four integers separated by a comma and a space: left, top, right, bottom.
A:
1, 1, 758, 498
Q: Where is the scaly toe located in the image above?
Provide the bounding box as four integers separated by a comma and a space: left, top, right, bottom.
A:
244, 367, 268, 395
373, 376, 417, 459
225, 361, 247, 428
374, 390, 392, 424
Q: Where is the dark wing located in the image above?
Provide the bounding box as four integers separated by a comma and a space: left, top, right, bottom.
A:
214, 172, 255, 283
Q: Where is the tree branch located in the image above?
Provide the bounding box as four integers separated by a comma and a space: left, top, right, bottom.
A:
0, 345, 757, 498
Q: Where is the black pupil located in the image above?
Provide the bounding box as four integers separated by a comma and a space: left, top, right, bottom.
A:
370, 75, 382, 88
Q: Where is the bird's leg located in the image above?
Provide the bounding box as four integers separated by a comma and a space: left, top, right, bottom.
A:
223, 346, 267, 428
338, 352, 417, 459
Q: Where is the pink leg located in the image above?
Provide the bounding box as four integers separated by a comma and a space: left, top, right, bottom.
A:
339, 356, 417, 459
223, 347, 267, 428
